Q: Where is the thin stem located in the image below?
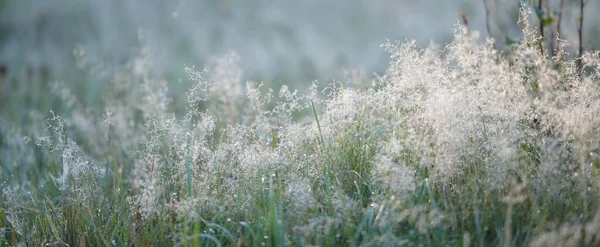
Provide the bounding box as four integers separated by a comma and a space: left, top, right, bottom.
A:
550, 0, 565, 58
538, 0, 545, 56
482, 0, 495, 48
556, 0, 565, 49
460, 13, 468, 27
504, 203, 513, 247
549, 0, 566, 69
576, 0, 585, 76
311, 100, 324, 149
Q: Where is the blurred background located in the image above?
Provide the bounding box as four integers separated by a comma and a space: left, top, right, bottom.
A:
0, 0, 598, 104
0, 0, 599, 189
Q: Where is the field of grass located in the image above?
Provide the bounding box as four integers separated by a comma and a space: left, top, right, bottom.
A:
2, 11, 600, 246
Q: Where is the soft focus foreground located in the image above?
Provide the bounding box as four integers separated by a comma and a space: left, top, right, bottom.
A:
2, 11, 600, 247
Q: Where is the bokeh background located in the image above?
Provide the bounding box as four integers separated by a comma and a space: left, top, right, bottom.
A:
0, 0, 598, 99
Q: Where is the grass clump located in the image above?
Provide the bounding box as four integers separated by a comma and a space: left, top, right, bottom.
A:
2, 10, 600, 246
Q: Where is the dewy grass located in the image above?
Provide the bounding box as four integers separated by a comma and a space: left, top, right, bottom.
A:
3, 11, 600, 246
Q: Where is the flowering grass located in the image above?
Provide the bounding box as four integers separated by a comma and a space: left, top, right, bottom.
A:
2, 12, 600, 246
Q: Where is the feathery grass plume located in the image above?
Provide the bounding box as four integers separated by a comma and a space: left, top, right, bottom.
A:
1, 186, 24, 236
205, 51, 245, 124
284, 176, 314, 212
0, 119, 37, 182
530, 208, 600, 247
372, 153, 416, 199
33, 111, 102, 200
128, 153, 163, 219
184, 66, 211, 115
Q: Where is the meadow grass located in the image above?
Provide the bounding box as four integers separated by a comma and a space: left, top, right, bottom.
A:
2, 14, 600, 246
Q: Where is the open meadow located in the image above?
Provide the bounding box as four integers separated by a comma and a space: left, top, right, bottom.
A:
2, 1, 600, 246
